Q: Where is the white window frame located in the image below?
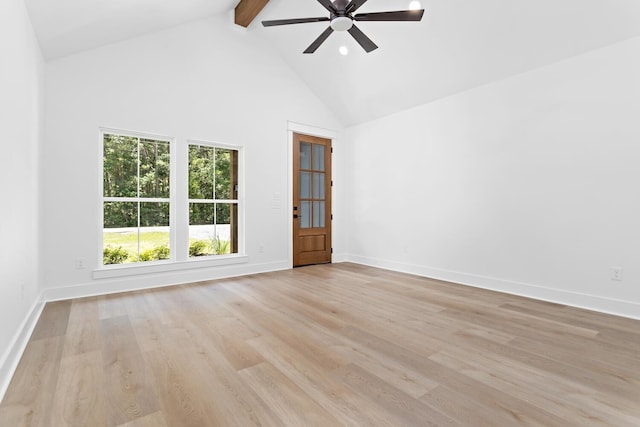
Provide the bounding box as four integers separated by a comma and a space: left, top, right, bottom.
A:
94, 129, 246, 279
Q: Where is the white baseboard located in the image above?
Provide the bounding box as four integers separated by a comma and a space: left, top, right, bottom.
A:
0, 295, 45, 403
346, 254, 640, 320
332, 253, 349, 263
43, 260, 291, 302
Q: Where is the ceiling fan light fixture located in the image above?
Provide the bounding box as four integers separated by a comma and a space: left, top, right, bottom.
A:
339, 45, 349, 56
331, 16, 353, 31
409, 1, 422, 11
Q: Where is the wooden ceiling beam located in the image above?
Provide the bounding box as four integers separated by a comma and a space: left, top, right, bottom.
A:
235, 0, 270, 28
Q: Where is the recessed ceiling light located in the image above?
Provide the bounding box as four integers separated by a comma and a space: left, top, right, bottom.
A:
409, 1, 422, 10
339, 46, 349, 56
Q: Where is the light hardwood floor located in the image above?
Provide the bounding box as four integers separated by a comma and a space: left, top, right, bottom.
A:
1, 263, 639, 426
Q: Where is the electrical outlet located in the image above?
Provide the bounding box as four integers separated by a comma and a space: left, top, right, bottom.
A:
611, 266, 623, 281
75, 258, 86, 270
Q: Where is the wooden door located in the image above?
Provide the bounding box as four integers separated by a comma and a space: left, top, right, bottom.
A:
293, 133, 332, 267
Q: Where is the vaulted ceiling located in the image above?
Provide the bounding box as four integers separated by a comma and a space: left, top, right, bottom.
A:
23, 0, 640, 126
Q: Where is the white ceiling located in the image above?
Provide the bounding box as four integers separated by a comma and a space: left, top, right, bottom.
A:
24, 0, 640, 126
24, 0, 238, 60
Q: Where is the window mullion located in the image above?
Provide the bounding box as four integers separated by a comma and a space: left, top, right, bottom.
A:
212, 147, 217, 201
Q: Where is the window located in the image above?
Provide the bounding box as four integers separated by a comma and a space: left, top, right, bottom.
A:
188, 143, 239, 257
100, 129, 244, 272
102, 132, 172, 265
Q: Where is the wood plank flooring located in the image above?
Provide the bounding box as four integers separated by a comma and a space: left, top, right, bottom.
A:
1, 263, 639, 426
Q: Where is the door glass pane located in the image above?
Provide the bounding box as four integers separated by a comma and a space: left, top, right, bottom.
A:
313, 201, 325, 228
313, 172, 325, 199
313, 144, 325, 171
300, 143, 311, 169
300, 201, 311, 229
300, 172, 311, 198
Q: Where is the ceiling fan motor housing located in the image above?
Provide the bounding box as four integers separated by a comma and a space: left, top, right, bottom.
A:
333, 0, 350, 11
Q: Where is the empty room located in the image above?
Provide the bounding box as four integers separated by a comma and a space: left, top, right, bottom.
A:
1, 0, 639, 425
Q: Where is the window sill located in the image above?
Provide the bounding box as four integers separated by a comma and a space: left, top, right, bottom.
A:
92, 254, 249, 279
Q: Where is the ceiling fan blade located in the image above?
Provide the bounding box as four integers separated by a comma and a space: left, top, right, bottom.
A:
316, 0, 337, 13
262, 17, 330, 27
354, 9, 425, 22
346, 0, 368, 14
348, 25, 378, 53
303, 26, 334, 54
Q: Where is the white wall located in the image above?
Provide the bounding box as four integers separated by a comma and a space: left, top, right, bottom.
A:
42, 15, 341, 298
0, 0, 44, 397
343, 36, 640, 318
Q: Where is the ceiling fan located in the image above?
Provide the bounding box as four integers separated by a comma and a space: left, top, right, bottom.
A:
261, 0, 425, 54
